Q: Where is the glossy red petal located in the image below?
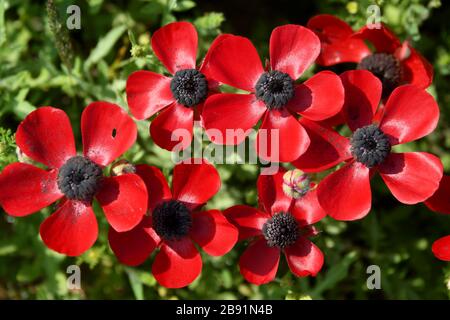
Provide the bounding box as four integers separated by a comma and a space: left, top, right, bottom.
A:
432, 235, 450, 261
257, 109, 310, 163
379, 85, 439, 145
239, 237, 280, 285
172, 160, 221, 209
292, 188, 327, 226
150, 103, 194, 151
151, 21, 197, 74
40, 200, 97, 256
292, 119, 351, 173
425, 175, 450, 215
401, 47, 433, 89
285, 237, 324, 277
287, 71, 344, 121
257, 168, 292, 215
96, 174, 147, 232
82, 101, 137, 167
135, 164, 172, 212
190, 209, 238, 256
108, 215, 160, 266
307, 14, 370, 66
318, 161, 372, 221
200, 34, 263, 92
340, 70, 382, 131
152, 237, 202, 288
379, 152, 443, 204
126, 70, 174, 120
202, 93, 266, 145
0, 163, 62, 217
16, 107, 76, 169
224, 205, 269, 241
269, 24, 320, 80
353, 24, 401, 54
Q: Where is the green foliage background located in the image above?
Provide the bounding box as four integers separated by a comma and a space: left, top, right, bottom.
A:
0, 0, 449, 299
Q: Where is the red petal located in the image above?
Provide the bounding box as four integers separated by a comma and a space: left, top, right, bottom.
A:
379, 152, 443, 204
16, 107, 76, 169
292, 118, 351, 173
126, 70, 174, 120
200, 34, 263, 92
269, 24, 320, 80
150, 103, 194, 151
292, 188, 327, 226
401, 47, 433, 89
353, 24, 401, 54
318, 161, 372, 221
151, 21, 197, 74
0, 163, 62, 217
224, 205, 269, 241
239, 238, 280, 285
340, 70, 382, 131
257, 109, 310, 163
40, 200, 97, 256
257, 168, 292, 215
379, 85, 439, 145
108, 215, 160, 266
190, 209, 238, 256
96, 174, 148, 232
152, 237, 202, 288
307, 14, 370, 66
285, 237, 324, 277
432, 235, 450, 261
425, 175, 450, 215
202, 93, 266, 145
172, 160, 221, 209
135, 164, 172, 212
82, 101, 137, 167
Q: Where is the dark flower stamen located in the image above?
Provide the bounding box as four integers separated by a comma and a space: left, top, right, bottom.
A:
255, 70, 295, 109
57, 156, 103, 202
152, 200, 192, 241
357, 53, 401, 98
350, 124, 391, 168
170, 69, 208, 107
262, 212, 299, 248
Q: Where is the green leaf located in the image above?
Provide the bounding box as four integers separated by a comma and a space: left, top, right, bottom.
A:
0, 0, 6, 46
85, 25, 127, 69
172, 0, 196, 12
125, 267, 144, 300
194, 12, 225, 31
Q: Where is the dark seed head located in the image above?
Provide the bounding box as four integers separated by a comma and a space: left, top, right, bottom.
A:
152, 200, 192, 241
57, 156, 103, 202
262, 212, 299, 249
357, 53, 402, 98
255, 70, 295, 109
350, 124, 391, 168
170, 69, 208, 107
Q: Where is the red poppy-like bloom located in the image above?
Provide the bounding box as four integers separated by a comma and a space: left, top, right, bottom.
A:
225, 168, 326, 285
0, 103, 147, 256
307, 15, 433, 98
108, 160, 238, 288
425, 175, 450, 261
126, 21, 220, 151
294, 70, 442, 221
201, 24, 344, 163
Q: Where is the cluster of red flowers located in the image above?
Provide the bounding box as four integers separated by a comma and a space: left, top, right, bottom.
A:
0, 15, 448, 289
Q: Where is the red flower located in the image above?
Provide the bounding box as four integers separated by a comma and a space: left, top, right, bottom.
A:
425, 175, 450, 261
0, 103, 147, 256
201, 24, 344, 163
225, 168, 326, 285
126, 21, 220, 151
295, 70, 442, 221
307, 15, 433, 97
108, 160, 238, 288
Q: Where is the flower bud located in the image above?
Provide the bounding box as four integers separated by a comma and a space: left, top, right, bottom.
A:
110, 159, 136, 176
282, 169, 310, 199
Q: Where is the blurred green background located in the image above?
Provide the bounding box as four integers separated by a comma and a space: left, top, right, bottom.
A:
0, 0, 449, 299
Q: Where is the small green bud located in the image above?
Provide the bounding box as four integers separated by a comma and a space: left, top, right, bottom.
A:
282, 169, 310, 199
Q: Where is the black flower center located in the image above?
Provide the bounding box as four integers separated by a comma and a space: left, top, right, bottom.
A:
152, 200, 192, 241
255, 70, 295, 109
350, 124, 391, 168
57, 156, 103, 202
262, 212, 299, 249
357, 53, 401, 98
170, 69, 208, 107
